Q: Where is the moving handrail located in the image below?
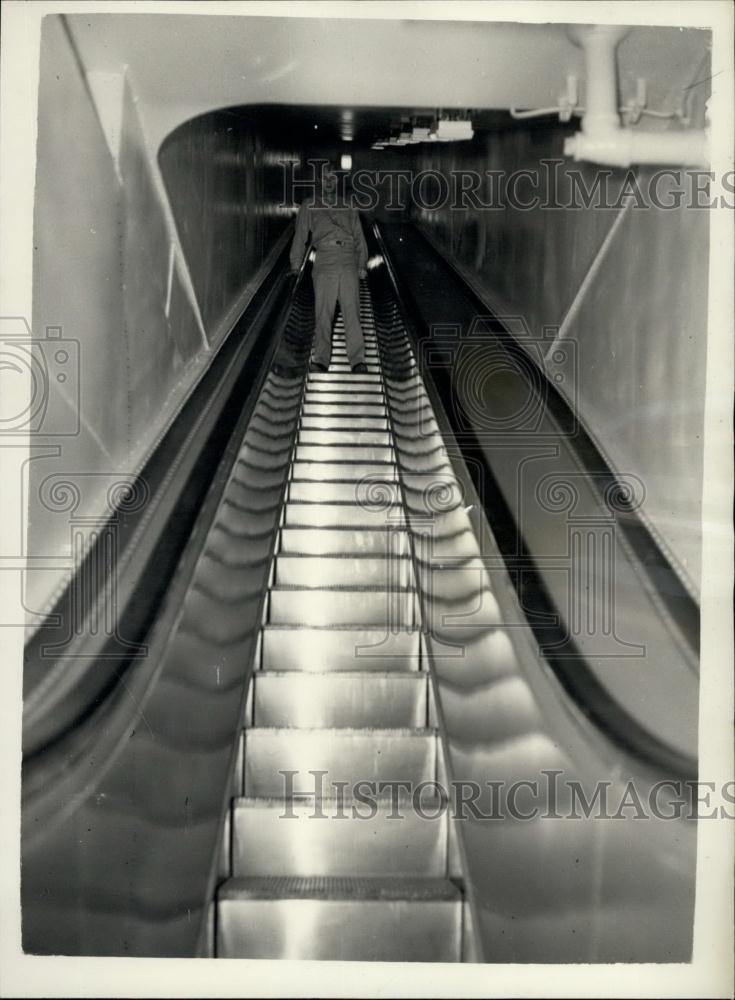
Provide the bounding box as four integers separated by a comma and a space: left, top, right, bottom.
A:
22, 246, 308, 761
22, 242, 316, 956
371, 220, 697, 782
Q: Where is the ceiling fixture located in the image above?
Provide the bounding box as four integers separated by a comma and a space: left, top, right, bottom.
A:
433, 117, 474, 142
371, 111, 475, 149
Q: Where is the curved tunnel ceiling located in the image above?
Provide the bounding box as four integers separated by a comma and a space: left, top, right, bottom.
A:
64, 13, 710, 152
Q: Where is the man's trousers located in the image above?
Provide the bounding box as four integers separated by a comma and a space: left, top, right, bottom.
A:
312, 260, 366, 368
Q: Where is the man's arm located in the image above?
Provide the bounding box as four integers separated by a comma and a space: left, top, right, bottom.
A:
289, 204, 311, 273
351, 210, 368, 275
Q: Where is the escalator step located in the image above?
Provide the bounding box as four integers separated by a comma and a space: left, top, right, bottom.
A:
301, 404, 388, 419
300, 415, 389, 432
250, 671, 427, 728
295, 443, 394, 464
274, 554, 414, 589
307, 372, 383, 387
298, 428, 392, 446
268, 587, 418, 627
230, 794, 445, 876
288, 480, 398, 503
283, 501, 404, 527
260, 625, 421, 672
216, 876, 461, 961
304, 391, 384, 405
326, 363, 381, 374
279, 527, 409, 556
242, 728, 437, 797
290, 461, 396, 482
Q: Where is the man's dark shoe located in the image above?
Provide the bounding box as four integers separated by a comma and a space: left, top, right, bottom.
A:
351, 362, 368, 374
309, 362, 328, 374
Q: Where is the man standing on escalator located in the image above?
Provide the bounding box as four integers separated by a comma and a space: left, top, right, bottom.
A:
289, 163, 369, 375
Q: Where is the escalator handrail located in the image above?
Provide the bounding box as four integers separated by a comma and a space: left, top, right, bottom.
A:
371, 220, 698, 782
409, 220, 700, 660
22, 237, 310, 759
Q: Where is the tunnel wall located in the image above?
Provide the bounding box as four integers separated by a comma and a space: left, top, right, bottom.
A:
27, 17, 294, 624
158, 111, 295, 344
396, 128, 708, 599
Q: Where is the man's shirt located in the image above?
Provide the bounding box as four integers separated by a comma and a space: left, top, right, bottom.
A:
289, 200, 368, 272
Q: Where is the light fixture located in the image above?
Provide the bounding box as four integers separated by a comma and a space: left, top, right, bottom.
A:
340, 153, 353, 170
435, 118, 474, 141
410, 126, 431, 143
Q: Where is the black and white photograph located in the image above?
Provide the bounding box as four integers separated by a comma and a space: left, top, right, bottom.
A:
0, 1, 732, 996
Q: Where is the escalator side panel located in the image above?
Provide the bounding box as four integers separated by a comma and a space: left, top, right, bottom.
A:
369, 257, 697, 964
21, 365, 307, 957
376, 222, 698, 770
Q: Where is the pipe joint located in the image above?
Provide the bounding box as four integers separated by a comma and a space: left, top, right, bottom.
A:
564, 128, 709, 169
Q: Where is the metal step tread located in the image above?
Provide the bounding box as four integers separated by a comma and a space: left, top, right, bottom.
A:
268, 587, 418, 625
218, 876, 460, 902
298, 431, 392, 445
270, 583, 415, 591
233, 792, 441, 808
283, 502, 405, 526
246, 726, 435, 737
281, 524, 408, 534
290, 463, 398, 481
263, 622, 422, 631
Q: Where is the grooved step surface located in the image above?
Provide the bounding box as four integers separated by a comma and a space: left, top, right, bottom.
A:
220, 876, 459, 901
217, 877, 461, 961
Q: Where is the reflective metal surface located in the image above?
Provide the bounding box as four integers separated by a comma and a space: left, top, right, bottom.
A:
232, 796, 446, 876
217, 877, 461, 962
250, 671, 428, 728
370, 246, 697, 962
261, 625, 422, 672
215, 304, 466, 961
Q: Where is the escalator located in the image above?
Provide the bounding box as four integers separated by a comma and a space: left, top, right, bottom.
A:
216, 284, 464, 962
21, 218, 697, 963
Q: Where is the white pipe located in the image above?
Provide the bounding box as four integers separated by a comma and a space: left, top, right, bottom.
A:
565, 128, 709, 168
570, 24, 629, 135
564, 25, 709, 168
